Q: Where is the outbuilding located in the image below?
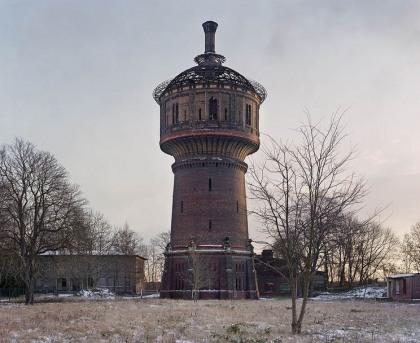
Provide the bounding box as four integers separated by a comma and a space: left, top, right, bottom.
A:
387, 273, 420, 300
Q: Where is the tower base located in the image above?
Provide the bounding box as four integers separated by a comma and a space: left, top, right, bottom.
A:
160, 246, 258, 300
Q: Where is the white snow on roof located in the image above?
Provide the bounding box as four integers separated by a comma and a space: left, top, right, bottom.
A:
387, 273, 418, 279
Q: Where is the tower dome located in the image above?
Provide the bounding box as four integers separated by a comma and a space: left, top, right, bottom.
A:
154, 21, 265, 300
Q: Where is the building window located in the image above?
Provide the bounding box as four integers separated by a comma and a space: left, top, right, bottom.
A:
208, 178, 212, 191
181, 201, 184, 213
88, 277, 94, 288
236, 200, 239, 213
209, 220, 212, 230
209, 97, 218, 120
246, 104, 252, 126
236, 277, 243, 291
184, 110, 187, 121
172, 104, 175, 124
403, 279, 407, 295
172, 103, 179, 124
199, 108, 202, 120
61, 278, 67, 289
224, 108, 228, 120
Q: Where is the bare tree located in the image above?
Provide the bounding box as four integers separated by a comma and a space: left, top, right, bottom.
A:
248, 114, 365, 334
0, 139, 85, 304
111, 223, 143, 255
401, 222, 420, 273
143, 232, 170, 285
322, 213, 398, 288
187, 241, 213, 302
72, 210, 114, 255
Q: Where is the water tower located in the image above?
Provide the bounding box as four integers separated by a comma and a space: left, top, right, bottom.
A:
153, 21, 266, 299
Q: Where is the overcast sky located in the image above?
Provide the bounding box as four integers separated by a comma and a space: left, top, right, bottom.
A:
1, 0, 419, 242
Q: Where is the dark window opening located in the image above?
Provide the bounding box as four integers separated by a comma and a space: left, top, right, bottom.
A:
88, 277, 94, 288
181, 201, 184, 213
224, 108, 228, 120
61, 278, 67, 289
199, 108, 202, 120
403, 279, 407, 295
184, 110, 187, 121
208, 178, 212, 191
246, 104, 252, 126
236, 200, 239, 213
209, 220, 212, 230
209, 97, 218, 120
175, 103, 179, 123
172, 104, 175, 124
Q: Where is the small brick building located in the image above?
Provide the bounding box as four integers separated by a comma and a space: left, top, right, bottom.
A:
387, 273, 420, 300
34, 255, 146, 295
255, 250, 326, 297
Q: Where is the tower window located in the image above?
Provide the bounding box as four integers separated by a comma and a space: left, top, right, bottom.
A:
208, 178, 212, 191
246, 104, 252, 126
236, 200, 239, 213
173, 103, 179, 124
224, 108, 228, 120
181, 201, 184, 213
172, 104, 175, 124
199, 108, 202, 120
209, 97, 218, 120
209, 220, 212, 230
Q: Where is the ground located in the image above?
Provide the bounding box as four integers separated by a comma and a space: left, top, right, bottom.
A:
0, 295, 419, 343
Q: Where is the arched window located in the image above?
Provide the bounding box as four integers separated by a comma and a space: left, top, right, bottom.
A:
209, 97, 218, 120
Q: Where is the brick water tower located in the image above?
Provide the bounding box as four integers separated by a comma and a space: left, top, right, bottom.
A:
153, 21, 266, 299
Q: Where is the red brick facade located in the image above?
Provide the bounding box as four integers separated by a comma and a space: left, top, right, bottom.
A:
154, 21, 265, 299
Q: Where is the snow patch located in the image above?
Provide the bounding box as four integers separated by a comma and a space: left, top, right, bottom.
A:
313, 286, 386, 300
77, 288, 115, 299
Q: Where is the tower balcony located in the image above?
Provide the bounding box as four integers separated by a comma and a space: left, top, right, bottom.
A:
160, 120, 260, 161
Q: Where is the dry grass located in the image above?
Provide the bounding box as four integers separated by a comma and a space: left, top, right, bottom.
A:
0, 297, 419, 342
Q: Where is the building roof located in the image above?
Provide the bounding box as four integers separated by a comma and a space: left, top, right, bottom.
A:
387, 273, 419, 279
153, 64, 267, 104
38, 253, 147, 260
152, 21, 267, 104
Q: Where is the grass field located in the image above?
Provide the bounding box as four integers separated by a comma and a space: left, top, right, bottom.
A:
1, 297, 419, 342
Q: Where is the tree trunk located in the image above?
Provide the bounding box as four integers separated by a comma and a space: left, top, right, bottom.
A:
295, 273, 311, 334
290, 277, 299, 334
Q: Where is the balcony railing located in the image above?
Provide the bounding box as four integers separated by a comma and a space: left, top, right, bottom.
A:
162, 120, 258, 136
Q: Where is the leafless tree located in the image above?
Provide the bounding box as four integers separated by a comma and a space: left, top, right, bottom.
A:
143, 232, 170, 287
322, 213, 398, 287
72, 210, 114, 254
187, 241, 213, 302
248, 113, 365, 334
0, 139, 85, 304
401, 222, 420, 273
111, 223, 143, 255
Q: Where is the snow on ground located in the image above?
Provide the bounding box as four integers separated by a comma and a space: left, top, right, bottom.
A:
77, 288, 115, 299
313, 286, 387, 300
142, 293, 160, 299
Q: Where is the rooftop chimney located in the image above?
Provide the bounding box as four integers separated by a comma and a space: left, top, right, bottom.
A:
202, 21, 218, 53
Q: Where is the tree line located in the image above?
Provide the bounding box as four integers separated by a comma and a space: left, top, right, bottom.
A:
0, 138, 167, 304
